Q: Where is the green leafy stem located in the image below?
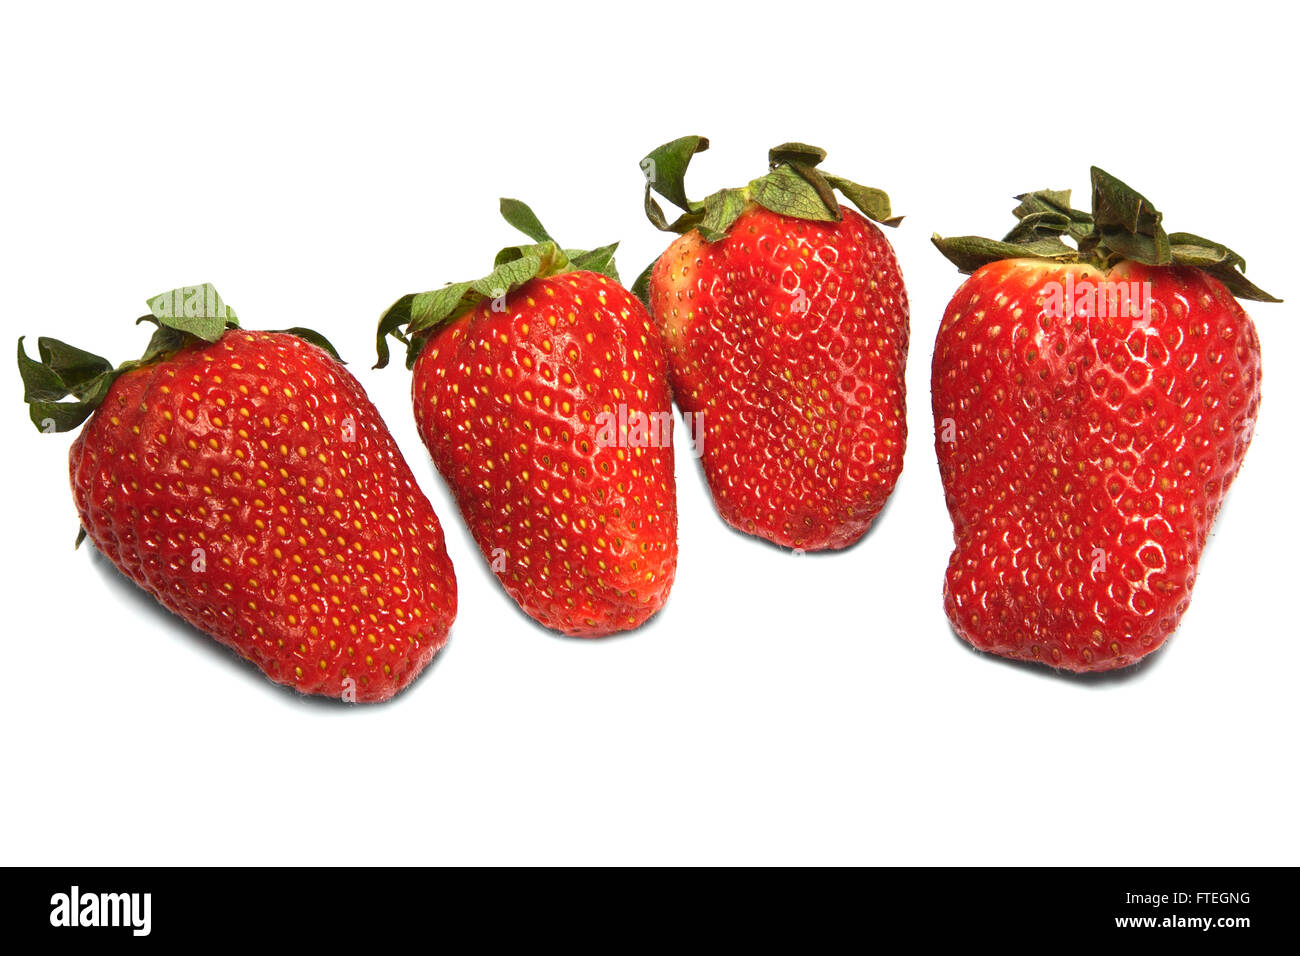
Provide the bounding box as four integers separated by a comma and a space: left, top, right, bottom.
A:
639, 136, 902, 244
374, 200, 621, 370
18, 283, 343, 433
931, 168, 1280, 302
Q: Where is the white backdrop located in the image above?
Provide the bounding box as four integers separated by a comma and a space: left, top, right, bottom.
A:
3, 1, 1296, 865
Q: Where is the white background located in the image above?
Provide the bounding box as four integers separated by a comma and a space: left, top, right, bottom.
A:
3, 1, 1297, 866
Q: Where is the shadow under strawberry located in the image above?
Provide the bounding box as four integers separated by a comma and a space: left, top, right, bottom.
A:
80, 537, 448, 708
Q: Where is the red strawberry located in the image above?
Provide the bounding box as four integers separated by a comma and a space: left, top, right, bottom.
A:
931, 170, 1278, 672
377, 202, 676, 636
20, 285, 457, 701
638, 138, 909, 551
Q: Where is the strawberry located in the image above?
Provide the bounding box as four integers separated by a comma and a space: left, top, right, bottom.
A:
637, 138, 909, 551
376, 202, 676, 637
19, 285, 457, 701
931, 169, 1278, 672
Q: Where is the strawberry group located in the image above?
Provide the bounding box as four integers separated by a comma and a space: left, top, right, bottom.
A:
22, 162, 1280, 694
20, 285, 457, 701
638, 138, 910, 550
377, 202, 677, 636
931, 170, 1277, 671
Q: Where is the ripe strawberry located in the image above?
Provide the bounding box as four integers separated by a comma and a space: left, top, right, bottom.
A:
637, 138, 909, 550
19, 285, 457, 701
376, 202, 676, 636
931, 169, 1278, 672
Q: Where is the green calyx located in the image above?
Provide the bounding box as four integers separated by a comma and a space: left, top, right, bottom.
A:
375, 199, 621, 370
17, 283, 343, 434
932, 167, 1280, 303
639, 136, 903, 244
